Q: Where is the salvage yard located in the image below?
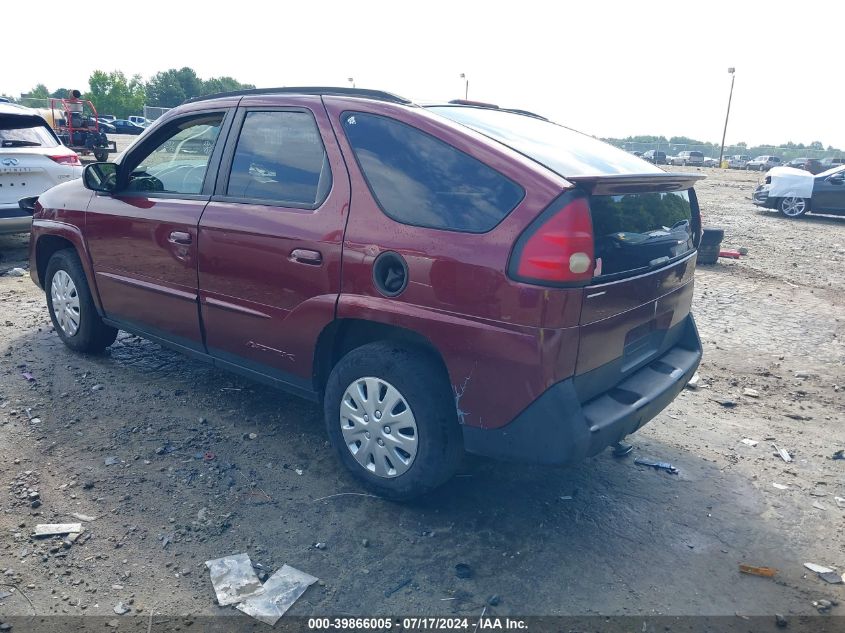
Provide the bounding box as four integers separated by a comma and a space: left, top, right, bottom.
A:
0, 165, 843, 621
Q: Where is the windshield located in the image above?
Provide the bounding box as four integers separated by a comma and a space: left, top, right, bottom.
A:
0, 114, 60, 148
427, 106, 662, 178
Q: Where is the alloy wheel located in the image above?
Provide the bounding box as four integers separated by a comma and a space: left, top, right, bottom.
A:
780, 197, 806, 217
340, 377, 418, 478
50, 270, 81, 336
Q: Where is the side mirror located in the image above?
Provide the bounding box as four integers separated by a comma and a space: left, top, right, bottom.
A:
18, 196, 38, 214
83, 162, 118, 193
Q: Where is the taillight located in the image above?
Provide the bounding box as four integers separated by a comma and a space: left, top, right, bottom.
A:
509, 192, 595, 285
49, 154, 81, 166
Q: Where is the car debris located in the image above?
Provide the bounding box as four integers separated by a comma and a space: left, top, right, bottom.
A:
739, 564, 777, 578
832, 450, 844, 461
633, 458, 679, 474
771, 443, 792, 463
236, 564, 319, 625
33, 523, 83, 537
819, 572, 844, 585
740, 438, 759, 447
205, 553, 265, 606
804, 563, 834, 574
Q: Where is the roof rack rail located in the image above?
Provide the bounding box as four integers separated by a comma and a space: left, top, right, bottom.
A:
184, 86, 412, 105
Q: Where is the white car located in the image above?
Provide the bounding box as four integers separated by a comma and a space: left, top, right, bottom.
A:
128, 115, 152, 127
1, 103, 82, 234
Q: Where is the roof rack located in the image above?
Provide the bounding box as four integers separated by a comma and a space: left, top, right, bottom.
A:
184, 86, 412, 105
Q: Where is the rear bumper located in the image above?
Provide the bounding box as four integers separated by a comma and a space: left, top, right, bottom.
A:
0, 206, 33, 234
462, 314, 702, 464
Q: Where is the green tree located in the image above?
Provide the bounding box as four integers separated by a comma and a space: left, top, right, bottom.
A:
85, 70, 145, 118
21, 83, 50, 107
202, 76, 255, 95
145, 69, 187, 107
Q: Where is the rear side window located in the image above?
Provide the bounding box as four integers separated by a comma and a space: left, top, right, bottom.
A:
690, 151, 703, 158
590, 190, 695, 278
342, 112, 523, 233
227, 111, 330, 206
0, 115, 59, 148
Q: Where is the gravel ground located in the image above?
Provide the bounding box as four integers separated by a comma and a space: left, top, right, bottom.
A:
0, 165, 843, 625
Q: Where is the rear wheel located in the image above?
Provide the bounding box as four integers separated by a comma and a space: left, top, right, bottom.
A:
93, 149, 108, 162
46, 250, 117, 353
779, 197, 808, 218
324, 342, 463, 500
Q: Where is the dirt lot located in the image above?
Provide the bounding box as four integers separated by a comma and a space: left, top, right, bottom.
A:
0, 164, 843, 624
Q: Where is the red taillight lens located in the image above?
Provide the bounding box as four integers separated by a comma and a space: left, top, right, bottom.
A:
510, 194, 595, 284
49, 154, 81, 166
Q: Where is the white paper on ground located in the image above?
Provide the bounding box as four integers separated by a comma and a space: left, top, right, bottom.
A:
236, 564, 319, 625
205, 553, 265, 606
766, 167, 814, 198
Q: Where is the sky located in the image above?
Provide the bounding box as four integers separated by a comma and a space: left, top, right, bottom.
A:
7, 0, 845, 148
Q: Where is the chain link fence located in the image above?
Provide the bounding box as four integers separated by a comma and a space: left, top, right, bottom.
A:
608, 141, 843, 162
143, 105, 171, 121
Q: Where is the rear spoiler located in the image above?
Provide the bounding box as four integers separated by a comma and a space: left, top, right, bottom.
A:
567, 172, 705, 195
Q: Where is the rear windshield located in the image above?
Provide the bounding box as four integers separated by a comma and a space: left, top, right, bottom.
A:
591, 190, 695, 278
0, 114, 59, 148
689, 151, 703, 158
427, 106, 662, 178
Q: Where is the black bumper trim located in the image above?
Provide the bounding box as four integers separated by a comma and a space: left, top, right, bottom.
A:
462, 315, 702, 464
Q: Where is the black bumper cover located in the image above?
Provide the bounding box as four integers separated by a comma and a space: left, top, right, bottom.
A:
462, 315, 702, 464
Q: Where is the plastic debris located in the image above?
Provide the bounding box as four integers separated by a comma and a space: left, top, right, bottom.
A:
835, 496, 845, 509
772, 483, 789, 490
719, 249, 741, 259
69, 513, 96, 522
205, 553, 265, 606
34, 523, 83, 537
739, 564, 777, 578
104, 456, 119, 466
4, 267, 27, 277
804, 562, 834, 574
21, 372, 35, 382
236, 564, 318, 625
634, 458, 679, 474
685, 373, 700, 389
740, 438, 759, 447
742, 388, 760, 398
833, 450, 844, 460
771, 443, 792, 462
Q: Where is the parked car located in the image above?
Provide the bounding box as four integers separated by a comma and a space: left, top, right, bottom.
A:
819, 157, 845, 171
94, 119, 116, 134
630, 150, 643, 157
128, 115, 152, 127
753, 165, 845, 217
0, 102, 81, 234
97, 114, 116, 123
28, 87, 704, 499
642, 149, 667, 164
671, 151, 704, 167
703, 156, 718, 167
784, 158, 824, 175
111, 119, 145, 135
746, 155, 781, 171
727, 155, 751, 169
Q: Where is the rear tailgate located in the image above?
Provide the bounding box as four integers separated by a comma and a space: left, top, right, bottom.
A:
0, 153, 63, 207
569, 173, 703, 401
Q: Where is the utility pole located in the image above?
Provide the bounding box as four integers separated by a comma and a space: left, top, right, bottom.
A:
718, 68, 736, 168
348, 77, 355, 89
460, 73, 468, 100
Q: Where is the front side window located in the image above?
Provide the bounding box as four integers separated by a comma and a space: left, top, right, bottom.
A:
342, 112, 523, 233
226, 111, 330, 206
127, 113, 224, 195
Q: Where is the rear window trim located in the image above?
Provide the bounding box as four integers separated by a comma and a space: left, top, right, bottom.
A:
0, 113, 61, 149
341, 110, 526, 235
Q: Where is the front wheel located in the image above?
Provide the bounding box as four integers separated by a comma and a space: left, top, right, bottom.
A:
46, 250, 117, 353
779, 197, 809, 218
93, 149, 108, 162
324, 342, 463, 500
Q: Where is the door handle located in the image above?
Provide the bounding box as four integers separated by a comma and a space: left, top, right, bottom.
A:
290, 248, 322, 265
168, 231, 192, 245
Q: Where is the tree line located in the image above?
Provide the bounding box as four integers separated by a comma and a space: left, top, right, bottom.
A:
4, 67, 254, 118
604, 135, 843, 160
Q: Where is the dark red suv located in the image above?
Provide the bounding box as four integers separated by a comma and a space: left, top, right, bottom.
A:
29, 87, 703, 499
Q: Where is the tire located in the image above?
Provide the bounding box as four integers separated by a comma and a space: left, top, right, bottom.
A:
779, 197, 809, 218
45, 250, 117, 353
93, 149, 108, 162
323, 342, 463, 500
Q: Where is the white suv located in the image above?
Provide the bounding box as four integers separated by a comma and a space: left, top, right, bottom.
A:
746, 155, 781, 171
0, 103, 82, 233
671, 151, 704, 166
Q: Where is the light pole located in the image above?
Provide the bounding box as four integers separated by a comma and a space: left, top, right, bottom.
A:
348, 77, 355, 89
718, 67, 736, 168
460, 73, 468, 100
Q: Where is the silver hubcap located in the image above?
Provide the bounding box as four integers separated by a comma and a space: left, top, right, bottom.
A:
50, 270, 81, 337
340, 377, 418, 478
782, 197, 806, 216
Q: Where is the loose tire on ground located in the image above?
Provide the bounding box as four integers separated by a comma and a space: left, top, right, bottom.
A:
45, 249, 117, 353
323, 342, 463, 500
